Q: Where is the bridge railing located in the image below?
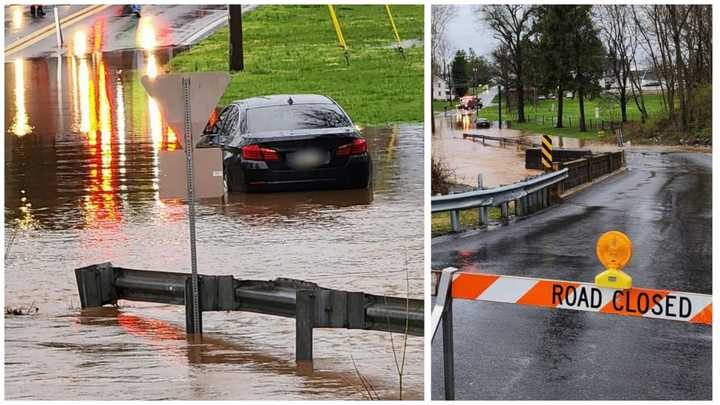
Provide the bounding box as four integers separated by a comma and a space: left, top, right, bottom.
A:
431, 169, 569, 233
75, 263, 423, 365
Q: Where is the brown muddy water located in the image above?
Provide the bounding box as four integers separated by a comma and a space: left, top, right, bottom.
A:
432, 113, 626, 188
4, 49, 423, 400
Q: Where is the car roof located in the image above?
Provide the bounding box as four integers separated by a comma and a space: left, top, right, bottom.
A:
230, 94, 335, 109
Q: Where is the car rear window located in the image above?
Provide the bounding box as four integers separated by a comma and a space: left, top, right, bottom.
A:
246, 103, 351, 133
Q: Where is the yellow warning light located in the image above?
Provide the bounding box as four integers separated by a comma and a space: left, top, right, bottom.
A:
595, 231, 633, 289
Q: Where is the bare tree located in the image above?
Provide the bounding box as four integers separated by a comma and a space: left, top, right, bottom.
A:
597, 5, 633, 122
632, 5, 711, 133
431, 5, 456, 132
479, 5, 536, 123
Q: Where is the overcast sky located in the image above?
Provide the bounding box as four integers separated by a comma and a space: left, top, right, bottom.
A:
445, 5, 499, 61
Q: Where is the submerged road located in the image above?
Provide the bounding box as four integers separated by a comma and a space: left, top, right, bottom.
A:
431, 150, 712, 400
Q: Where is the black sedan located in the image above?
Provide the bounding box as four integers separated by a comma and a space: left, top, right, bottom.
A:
199, 94, 372, 192
475, 118, 491, 128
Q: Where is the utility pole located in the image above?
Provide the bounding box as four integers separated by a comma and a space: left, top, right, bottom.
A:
229, 5, 244, 71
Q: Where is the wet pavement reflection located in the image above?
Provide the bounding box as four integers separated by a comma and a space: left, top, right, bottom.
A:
4, 33, 423, 399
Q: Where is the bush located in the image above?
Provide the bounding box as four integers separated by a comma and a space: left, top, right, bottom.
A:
431, 157, 454, 195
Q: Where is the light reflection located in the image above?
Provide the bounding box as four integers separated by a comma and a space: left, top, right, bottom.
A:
97, 60, 114, 194
13, 190, 40, 232
115, 78, 126, 164
73, 30, 87, 57
137, 17, 157, 50
12, 8, 23, 29
10, 58, 32, 137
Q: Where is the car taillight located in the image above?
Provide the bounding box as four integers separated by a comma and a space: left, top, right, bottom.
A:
241, 144, 280, 161
336, 138, 367, 157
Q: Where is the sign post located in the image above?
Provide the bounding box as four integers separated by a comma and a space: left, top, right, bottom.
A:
141, 72, 229, 336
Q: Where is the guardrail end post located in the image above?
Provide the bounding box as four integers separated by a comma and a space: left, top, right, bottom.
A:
296, 290, 315, 365
75, 262, 116, 309
442, 270, 456, 400
185, 277, 203, 336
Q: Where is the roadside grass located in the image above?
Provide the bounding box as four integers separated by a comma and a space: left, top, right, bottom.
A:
168, 5, 423, 126
435, 93, 670, 139
431, 207, 502, 236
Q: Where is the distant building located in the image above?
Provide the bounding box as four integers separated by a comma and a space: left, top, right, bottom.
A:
600, 69, 665, 93
433, 77, 451, 100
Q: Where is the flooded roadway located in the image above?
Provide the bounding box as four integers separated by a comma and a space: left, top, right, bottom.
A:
432, 114, 629, 188
4, 23, 423, 400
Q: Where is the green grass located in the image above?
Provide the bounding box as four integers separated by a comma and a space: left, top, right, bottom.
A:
435, 93, 670, 139
431, 207, 502, 236
168, 5, 423, 126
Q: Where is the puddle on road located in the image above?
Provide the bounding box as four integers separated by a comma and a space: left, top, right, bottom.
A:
4, 41, 423, 399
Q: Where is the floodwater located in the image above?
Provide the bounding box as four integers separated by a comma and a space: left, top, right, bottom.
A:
4, 47, 423, 399
432, 113, 627, 188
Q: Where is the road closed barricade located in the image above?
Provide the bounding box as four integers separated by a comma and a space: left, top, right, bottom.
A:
449, 272, 711, 325
431, 231, 712, 400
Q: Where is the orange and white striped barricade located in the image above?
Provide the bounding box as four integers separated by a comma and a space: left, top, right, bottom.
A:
431, 268, 712, 400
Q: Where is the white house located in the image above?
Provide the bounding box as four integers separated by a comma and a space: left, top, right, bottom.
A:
433, 77, 451, 100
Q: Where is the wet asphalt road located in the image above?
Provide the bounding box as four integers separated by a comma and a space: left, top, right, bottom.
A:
431, 150, 712, 400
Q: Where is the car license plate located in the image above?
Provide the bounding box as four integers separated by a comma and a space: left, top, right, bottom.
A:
287, 149, 329, 169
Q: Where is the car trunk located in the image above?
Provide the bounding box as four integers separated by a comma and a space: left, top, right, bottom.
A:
243, 128, 360, 170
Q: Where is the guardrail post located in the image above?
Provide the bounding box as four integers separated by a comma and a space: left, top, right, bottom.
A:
500, 202, 509, 220
185, 277, 203, 335
516, 197, 525, 216
450, 210, 460, 232
296, 290, 315, 363
442, 277, 455, 400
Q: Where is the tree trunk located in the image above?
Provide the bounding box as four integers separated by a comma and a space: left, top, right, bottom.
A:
619, 83, 627, 122
674, 31, 688, 131
516, 80, 525, 123
578, 86, 587, 132
431, 76, 436, 133
556, 85, 564, 128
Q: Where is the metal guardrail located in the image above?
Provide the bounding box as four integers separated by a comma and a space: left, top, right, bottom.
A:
75, 263, 423, 365
432, 169, 568, 232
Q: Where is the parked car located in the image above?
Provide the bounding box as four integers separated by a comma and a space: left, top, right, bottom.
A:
198, 94, 372, 192
476, 118, 491, 128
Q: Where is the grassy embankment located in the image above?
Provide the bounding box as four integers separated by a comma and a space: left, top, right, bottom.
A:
434, 94, 668, 140
168, 5, 423, 126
